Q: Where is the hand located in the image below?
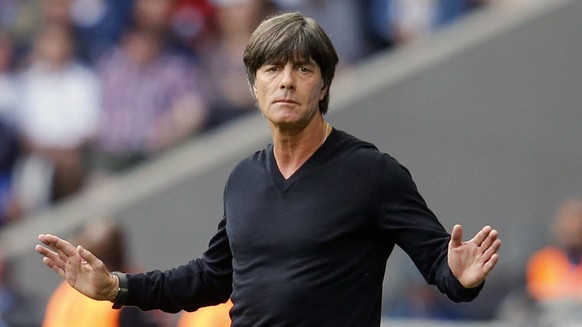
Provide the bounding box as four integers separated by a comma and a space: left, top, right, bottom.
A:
448, 225, 501, 288
35, 234, 119, 301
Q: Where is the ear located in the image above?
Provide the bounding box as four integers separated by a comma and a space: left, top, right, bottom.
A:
319, 81, 327, 100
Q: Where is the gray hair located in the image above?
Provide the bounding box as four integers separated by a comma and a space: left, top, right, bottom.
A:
243, 12, 339, 114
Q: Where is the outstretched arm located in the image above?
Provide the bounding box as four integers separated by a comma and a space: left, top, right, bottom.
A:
35, 233, 119, 301
448, 225, 501, 288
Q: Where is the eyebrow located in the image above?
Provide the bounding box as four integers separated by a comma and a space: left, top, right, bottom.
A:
294, 59, 316, 66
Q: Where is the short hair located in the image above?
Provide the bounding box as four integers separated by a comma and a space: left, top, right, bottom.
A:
243, 12, 339, 114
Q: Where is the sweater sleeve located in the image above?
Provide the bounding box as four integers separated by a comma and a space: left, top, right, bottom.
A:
373, 154, 482, 302
124, 217, 233, 312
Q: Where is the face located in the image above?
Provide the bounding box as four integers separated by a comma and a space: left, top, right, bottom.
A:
134, 0, 172, 29
124, 31, 161, 66
0, 34, 13, 72
254, 59, 327, 129
555, 201, 582, 252
217, 0, 262, 36
35, 25, 73, 67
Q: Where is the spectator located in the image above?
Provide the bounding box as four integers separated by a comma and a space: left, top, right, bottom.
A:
527, 198, 582, 301
0, 1, 18, 30
3, 0, 133, 65
11, 0, 78, 60
0, 31, 22, 227
69, 0, 134, 64
39, 0, 73, 26
43, 217, 165, 327
131, 0, 173, 32
368, 0, 482, 46
0, 30, 17, 122
130, 0, 194, 56
526, 197, 582, 325
0, 0, 65, 44
88, 26, 207, 176
0, 119, 21, 227
385, 274, 467, 320
167, 0, 216, 57
13, 22, 100, 209
201, 0, 273, 128
0, 249, 43, 327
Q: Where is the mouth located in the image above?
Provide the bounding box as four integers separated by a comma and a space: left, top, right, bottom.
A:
273, 99, 298, 105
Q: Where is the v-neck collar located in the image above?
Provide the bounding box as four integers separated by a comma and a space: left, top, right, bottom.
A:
268, 128, 337, 192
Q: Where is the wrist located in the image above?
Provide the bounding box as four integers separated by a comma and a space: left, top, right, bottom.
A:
108, 273, 120, 301
110, 271, 128, 309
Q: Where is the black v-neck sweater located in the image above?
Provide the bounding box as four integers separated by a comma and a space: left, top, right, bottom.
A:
125, 129, 482, 326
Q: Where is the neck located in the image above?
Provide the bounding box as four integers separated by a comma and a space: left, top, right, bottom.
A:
272, 118, 330, 179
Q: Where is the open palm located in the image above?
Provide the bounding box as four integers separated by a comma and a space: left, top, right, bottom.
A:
448, 224, 501, 288
36, 234, 118, 301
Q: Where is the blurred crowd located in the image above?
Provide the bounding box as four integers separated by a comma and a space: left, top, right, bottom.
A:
0, 0, 558, 326
0, 0, 519, 229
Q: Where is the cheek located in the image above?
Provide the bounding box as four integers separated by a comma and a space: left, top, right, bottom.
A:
254, 88, 268, 109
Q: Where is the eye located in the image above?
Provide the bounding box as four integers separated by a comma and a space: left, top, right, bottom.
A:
299, 66, 311, 73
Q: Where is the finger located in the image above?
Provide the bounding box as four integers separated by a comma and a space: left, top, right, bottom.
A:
38, 234, 75, 256
40, 234, 78, 257
479, 229, 499, 253
35, 243, 53, 257
42, 256, 66, 279
483, 253, 500, 273
469, 225, 493, 246
35, 244, 67, 270
481, 239, 502, 262
63, 246, 84, 284
35, 244, 59, 261
78, 245, 102, 268
38, 234, 79, 268
38, 233, 61, 248
449, 224, 464, 249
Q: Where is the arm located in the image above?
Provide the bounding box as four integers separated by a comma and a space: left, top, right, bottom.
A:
36, 217, 233, 313
123, 217, 232, 313
374, 154, 500, 302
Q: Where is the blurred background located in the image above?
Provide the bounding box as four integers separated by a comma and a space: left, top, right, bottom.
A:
1, 0, 582, 326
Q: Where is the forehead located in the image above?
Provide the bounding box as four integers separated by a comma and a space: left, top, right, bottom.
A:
259, 47, 318, 66
261, 52, 317, 66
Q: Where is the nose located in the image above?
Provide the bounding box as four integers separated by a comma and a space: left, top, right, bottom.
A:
279, 64, 295, 90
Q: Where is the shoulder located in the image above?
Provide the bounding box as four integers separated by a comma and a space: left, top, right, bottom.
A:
336, 131, 416, 193
332, 129, 405, 171
226, 146, 270, 187
332, 129, 378, 152
231, 146, 269, 173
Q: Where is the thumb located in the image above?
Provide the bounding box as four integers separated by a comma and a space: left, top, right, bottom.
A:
77, 245, 98, 265
449, 224, 464, 249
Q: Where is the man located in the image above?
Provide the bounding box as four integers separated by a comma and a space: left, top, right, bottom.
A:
35, 12, 501, 327
525, 198, 582, 325
527, 198, 582, 302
